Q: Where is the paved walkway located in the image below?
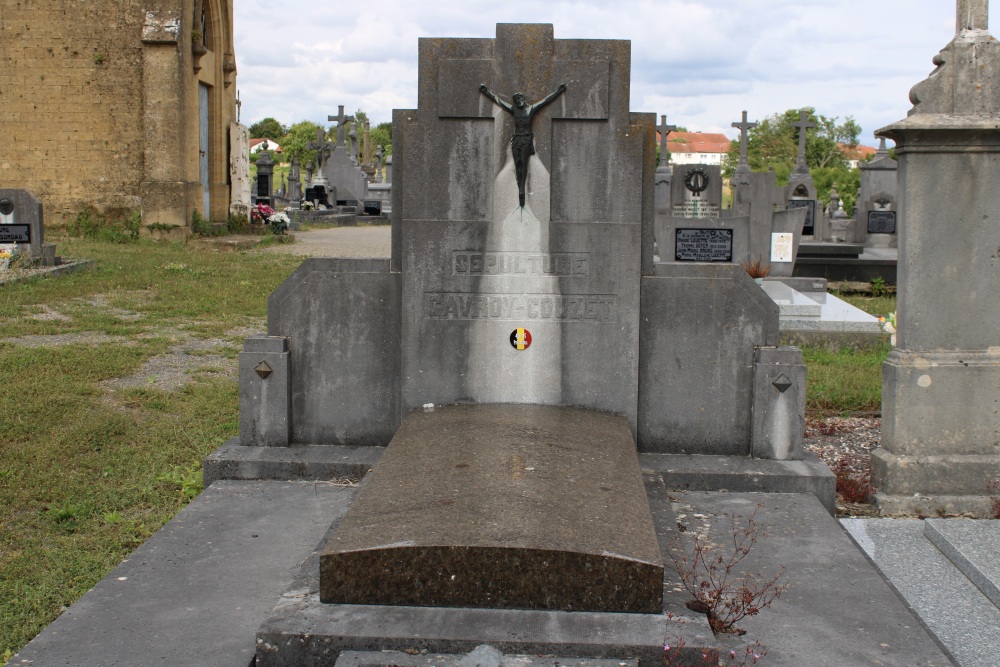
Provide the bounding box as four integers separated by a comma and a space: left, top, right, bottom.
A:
259, 225, 391, 258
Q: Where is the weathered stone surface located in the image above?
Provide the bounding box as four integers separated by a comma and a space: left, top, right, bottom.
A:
267, 258, 401, 446
637, 263, 779, 454
239, 335, 291, 447
319, 404, 663, 613
751, 346, 806, 461
0, 188, 45, 261
874, 6, 1000, 507
397, 24, 652, 431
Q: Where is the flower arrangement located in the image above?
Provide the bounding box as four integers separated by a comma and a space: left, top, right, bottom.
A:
250, 203, 276, 224
300, 200, 315, 211
0, 245, 19, 270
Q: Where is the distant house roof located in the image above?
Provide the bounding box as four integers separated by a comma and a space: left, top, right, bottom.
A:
657, 131, 731, 156
839, 143, 876, 161
250, 137, 282, 153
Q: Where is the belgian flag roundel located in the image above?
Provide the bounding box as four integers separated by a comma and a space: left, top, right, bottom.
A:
509, 328, 532, 350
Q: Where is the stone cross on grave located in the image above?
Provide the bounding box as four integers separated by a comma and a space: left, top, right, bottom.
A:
731, 110, 757, 186
791, 110, 816, 175
657, 115, 677, 170
329, 105, 355, 147
434, 25, 611, 219
957, 0, 989, 31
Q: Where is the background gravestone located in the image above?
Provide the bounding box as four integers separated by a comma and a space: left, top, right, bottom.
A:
0, 188, 52, 264
857, 138, 898, 248
396, 23, 653, 431
669, 163, 721, 218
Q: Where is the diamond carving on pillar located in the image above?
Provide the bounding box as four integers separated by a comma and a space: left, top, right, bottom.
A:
772, 373, 792, 393
255, 361, 273, 379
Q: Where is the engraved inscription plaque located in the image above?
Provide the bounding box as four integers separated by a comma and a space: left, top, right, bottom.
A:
787, 199, 816, 236
867, 210, 897, 234
675, 228, 733, 262
0, 225, 30, 243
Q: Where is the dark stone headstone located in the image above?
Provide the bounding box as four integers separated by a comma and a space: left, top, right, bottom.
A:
787, 199, 816, 236
319, 404, 663, 613
363, 200, 382, 216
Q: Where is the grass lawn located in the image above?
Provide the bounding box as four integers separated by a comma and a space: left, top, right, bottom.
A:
0, 234, 895, 660
0, 235, 303, 661
802, 290, 895, 415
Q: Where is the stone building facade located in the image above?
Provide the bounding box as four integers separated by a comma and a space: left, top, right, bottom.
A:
0, 0, 238, 229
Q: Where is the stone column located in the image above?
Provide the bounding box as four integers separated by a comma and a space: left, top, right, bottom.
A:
874, 0, 1000, 516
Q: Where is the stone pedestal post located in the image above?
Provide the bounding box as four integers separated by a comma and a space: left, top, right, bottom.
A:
874, 2, 1000, 516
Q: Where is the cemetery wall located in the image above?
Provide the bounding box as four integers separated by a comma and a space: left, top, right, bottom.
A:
0, 0, 238, 228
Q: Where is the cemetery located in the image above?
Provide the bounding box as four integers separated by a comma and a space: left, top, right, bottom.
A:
3, 3, 1000, 666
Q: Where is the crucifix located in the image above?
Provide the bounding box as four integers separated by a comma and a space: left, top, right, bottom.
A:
731, 110, 757, 185
306, 127, 334, 185
791, 110, 816, 175
957, 0, 989, 31
328, 105, 355, 147
479, 82, 567, 208
657, 115, 677, 170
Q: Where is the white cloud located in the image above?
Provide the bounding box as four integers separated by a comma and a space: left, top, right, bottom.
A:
234, 0, 991, 144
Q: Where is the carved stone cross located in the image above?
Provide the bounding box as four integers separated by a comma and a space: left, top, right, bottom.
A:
957, 0, 989, 32
791, 110, 816, 174
731, 110, 757, 185
732, 111, 756, 164
328, 105, 355, 146
307, 127, 334, 176
657, 115, 677, 170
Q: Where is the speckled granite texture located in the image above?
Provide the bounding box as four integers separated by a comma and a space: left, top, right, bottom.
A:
319, 404, 663, 613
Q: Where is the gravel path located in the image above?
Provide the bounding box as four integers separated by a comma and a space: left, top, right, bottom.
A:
258, 225, 391, 258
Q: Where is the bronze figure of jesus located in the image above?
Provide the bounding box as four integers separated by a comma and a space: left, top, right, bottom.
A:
479, 82, 567, 207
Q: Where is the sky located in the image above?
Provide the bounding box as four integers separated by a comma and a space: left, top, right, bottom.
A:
233, 0, 988, 146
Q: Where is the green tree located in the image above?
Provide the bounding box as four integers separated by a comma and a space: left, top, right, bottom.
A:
280, 120, 325, 169
722, 108, 860, 179
248, 117, 286, 140
370, 121, 392, 156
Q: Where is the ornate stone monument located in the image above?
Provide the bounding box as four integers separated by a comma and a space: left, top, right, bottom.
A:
875, 0, 1000, 516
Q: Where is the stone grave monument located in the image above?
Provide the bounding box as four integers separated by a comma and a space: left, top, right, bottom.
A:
875, 0, 1000, 516
857, 137, 898, 248
323, 106, 368, 206
783, 110, 822, 239
227, 23, 809, 665
254, 141, 275, 207
0, 188, 56, 266
229, 122, 252, 219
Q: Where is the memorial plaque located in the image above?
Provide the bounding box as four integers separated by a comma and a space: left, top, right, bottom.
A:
338, 199, 359, 208
0, 225, 30, 243
867, 210, 897, 234
771, 232, 794, 263
675, 228, 733, 262
787, 199, 816, 236
363, 200, 382, 216
257, 175, 270, 198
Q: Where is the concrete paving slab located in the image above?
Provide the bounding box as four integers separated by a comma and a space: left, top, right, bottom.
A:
663, 494, 953, 666
924, 519, 1000, 609
203, 437, 382, 487
638, 452, 835, 514
10, 480, 357, 667
842, 519, 1000, 667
